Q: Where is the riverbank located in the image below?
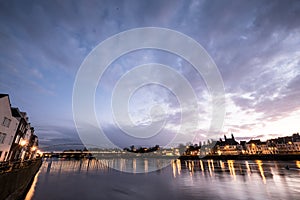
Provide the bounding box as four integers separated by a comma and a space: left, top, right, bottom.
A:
179, 154, 300, 161
0, 158, 42, 200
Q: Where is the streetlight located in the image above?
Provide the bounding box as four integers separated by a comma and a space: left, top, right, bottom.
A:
20, 139, 27, 146
36, 150, 43, 157
31, 146, 37, 152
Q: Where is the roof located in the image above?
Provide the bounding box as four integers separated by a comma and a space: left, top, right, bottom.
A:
0, 94, 9, 98
11, 107, 22, 118
247, 139, 262, 144
216, 139, 239, 146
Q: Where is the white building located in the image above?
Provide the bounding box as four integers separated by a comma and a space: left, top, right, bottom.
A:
0, 94, 19, 162
246, 139, 269, 154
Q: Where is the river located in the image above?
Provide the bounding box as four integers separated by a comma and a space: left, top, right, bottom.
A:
25, 158, 300, 200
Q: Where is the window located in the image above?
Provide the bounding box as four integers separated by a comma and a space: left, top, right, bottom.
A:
0, 133, 7, 144
2, 117, 11, 128
15, 135, 20, 144
9, 136, 13, 145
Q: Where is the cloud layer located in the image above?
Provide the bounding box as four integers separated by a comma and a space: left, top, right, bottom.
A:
1, 0, 300, 148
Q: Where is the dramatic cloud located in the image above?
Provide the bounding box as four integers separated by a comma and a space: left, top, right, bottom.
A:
1, 0, 300, 148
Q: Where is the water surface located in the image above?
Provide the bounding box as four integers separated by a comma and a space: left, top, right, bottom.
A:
26, 158, 300, 200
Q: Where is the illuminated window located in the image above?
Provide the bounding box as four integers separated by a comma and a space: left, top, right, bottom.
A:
15, 135, 20, 144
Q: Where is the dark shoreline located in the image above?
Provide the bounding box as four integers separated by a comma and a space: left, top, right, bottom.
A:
179, 154, 300, 161
0, 158, 42, 200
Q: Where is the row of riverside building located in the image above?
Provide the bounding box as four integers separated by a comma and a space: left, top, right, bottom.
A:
186, 133, 300, 156
0, 94, 39, 162
184, 133, 300, 156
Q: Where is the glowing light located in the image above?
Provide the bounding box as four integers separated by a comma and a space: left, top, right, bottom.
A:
208, 160, 212, 176
220, 161, 225, 169
245, 161, 251, 177
36, 150, 43, 156
176, 159, 181, 175
256, 160, 266, 184
228, 160, 236, 180
132, 159, 136, 173
144, 159, 148, 173
200, 160, 204, 171
24, 171, 40, 200
172, 161, 177, 178
20, 139, 27, 146
188, 161, 194, 174
31, 146, 37, 151
296, 161, 300, 169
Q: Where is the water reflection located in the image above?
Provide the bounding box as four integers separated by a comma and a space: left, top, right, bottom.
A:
41, 157, 173, 174
171, 159, 300, 199
227, 160, 236, 179
256, 160, 266, 184
40, 158, 300, 183
25, 171, 40, 200
296, 160, 300, 168
172, 159, 300, 181
29, 158, 300, 200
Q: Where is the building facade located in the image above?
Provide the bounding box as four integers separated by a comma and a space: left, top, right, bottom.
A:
213, 134, 242, 155
197, 133, 300, 156
0, 94, 39, 162
0, 94, 19, 161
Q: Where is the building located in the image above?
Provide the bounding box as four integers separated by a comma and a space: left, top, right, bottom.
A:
7, 108, 30, 161
0, 94, 39, 162
267, 133, 300, 154
29, 133, 39, 159
19, 125, 39, 160
0, 94, 20, 162
199, 140, 217, 156
246, 139, 269, 154
213, 134, 242, 155
193, 132, 300, 157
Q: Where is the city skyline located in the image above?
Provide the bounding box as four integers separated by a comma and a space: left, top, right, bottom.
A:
1, 0, 300, 149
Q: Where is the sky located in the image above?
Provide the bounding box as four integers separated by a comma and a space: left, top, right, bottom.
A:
1, 0, 300, 150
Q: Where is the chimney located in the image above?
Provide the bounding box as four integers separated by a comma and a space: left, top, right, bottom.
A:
231, 134, 234, 139
224, 135, 227, 140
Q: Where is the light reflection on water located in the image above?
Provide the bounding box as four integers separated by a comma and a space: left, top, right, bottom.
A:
29, 158, 300, 200
172, 159, 300, 199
